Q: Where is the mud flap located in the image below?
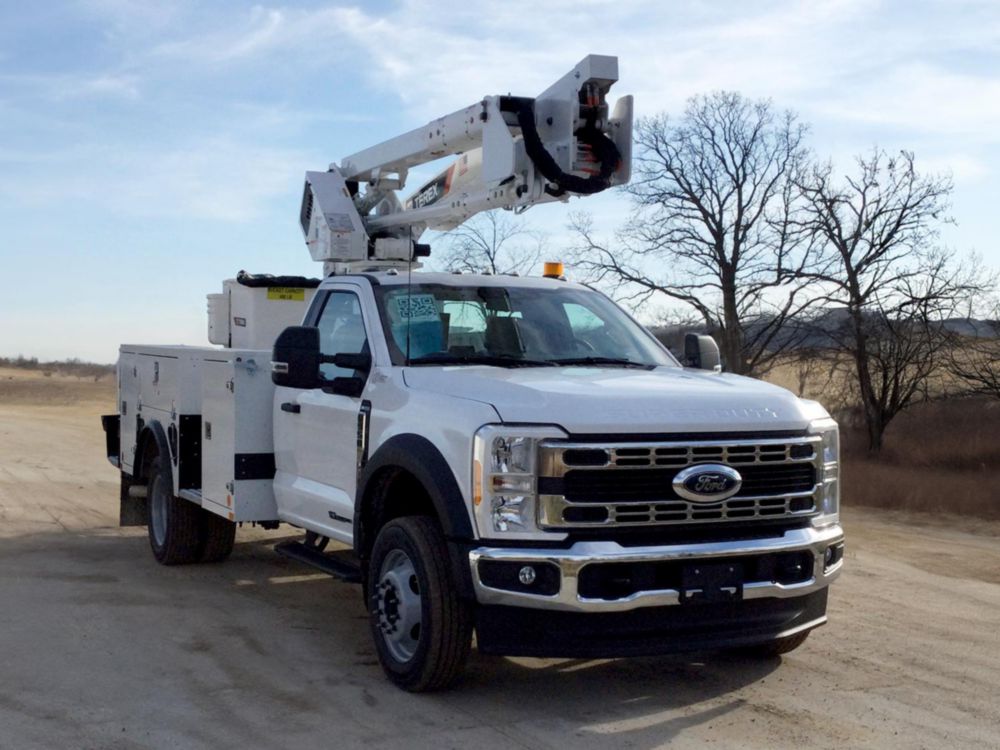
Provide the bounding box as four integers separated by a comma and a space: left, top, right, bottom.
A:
119, 472, 148, 527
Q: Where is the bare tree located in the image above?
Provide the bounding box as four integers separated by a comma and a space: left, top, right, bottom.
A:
797, 149, 981, 452
786, 346, 857, 413
947, 308, 1000, 399
439, 210, 543, 276
570, 92, 819, 375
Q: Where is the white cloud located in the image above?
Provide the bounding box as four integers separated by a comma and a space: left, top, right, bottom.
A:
8, 1, 1000, 234
148, 5, 363, 65
814, 63, 1000, 142
919, 153, 990, 183
0, 72, 141, 101
0, 138, 312, 221
64, 1, 1000, 143
67, 74, 141, 100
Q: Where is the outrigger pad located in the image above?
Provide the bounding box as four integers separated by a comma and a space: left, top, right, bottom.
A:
235, 270, 321, 288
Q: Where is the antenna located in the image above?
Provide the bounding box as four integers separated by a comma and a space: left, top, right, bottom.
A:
405, 227, 413, 365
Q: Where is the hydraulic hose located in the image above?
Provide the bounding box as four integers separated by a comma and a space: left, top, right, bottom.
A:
500, 97, 620, 196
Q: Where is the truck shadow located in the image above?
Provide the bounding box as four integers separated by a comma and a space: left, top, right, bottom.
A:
3, 529, 783, 749
455, 649, 778, 744
226, 535, 782, 746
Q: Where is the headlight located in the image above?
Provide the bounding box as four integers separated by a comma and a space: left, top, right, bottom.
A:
472, 425, 567, 539
810, 417, 840, 527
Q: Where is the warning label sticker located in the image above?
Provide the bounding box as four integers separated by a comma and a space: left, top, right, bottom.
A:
267, 287, 306, 301
323, 212, 355, 233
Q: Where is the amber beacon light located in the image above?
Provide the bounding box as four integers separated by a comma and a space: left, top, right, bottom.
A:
543, 261, 565, 279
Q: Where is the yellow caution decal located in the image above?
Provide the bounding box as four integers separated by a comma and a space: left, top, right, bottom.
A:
267, 287, 306, 301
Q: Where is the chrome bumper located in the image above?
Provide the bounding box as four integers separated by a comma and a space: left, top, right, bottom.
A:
469, 524, 844, 613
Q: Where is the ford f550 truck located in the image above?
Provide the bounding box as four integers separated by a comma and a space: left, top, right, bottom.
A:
102, 56, 843, 691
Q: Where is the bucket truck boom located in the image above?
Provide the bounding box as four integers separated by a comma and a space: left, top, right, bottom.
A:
299, 54, 633, 274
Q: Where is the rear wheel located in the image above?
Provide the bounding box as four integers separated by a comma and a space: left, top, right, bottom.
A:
147, 454, 201, 565
367, 517, 473, 692
198, 510, 236, 563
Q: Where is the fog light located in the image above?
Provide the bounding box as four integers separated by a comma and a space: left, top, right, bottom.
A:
478, 560, 561, 595
824, 543, 844, 569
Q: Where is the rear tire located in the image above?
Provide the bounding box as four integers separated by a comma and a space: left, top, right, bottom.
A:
198, 510, 236, 563
367, 517, 473, 692
147, 455, 201, 565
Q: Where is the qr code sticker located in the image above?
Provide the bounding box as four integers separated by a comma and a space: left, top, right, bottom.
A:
393, 294, 439, 322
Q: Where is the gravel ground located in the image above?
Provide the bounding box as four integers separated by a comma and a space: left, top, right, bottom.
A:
1, 383, 998, 750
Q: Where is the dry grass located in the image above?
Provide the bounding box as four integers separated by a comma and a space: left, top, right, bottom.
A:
837, 399, 1000, 519
764, 358, 1000, 520
0, 367, 116, 407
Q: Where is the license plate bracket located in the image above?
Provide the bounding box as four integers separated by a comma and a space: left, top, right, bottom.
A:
680, 561, 744, 603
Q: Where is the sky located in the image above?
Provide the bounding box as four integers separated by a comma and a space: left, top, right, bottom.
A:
1, 0, 998, 362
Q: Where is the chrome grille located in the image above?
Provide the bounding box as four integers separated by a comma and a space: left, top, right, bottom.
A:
559, 464, 816, 503
537, 436, 822, 529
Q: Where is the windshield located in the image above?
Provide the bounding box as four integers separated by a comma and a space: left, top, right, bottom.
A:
374, 283, 678, 368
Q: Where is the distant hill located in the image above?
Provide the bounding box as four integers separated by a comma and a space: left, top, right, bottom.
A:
940, 318, 999, 338
649, 308, 999, 354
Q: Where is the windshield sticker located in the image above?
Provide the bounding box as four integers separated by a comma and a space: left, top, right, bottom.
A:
393, 294, 439, 322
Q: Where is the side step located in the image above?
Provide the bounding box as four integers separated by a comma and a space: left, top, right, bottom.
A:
274, 540, 362, 584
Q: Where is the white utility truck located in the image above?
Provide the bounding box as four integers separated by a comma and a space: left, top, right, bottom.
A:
103, 55, 844, 691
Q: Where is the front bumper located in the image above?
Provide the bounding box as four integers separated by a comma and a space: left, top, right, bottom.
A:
469, 523, 844, 613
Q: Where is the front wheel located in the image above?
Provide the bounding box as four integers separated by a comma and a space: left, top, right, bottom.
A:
367, 517, 473, 692
744, 629, 811, 657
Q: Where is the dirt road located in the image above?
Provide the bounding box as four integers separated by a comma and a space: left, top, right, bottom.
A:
1, 370, 999, 749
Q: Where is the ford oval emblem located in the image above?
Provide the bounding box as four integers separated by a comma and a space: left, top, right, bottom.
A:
673, 464, 742, 503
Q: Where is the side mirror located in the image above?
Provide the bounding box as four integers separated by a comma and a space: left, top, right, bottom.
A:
272, 326, 321, 388
319, 352, 370, 397
684, 333, 721, 372
323, 376, 366, 398
328, 351, 371, 373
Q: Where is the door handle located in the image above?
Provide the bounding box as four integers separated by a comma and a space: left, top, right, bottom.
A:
280, 402, 301, 414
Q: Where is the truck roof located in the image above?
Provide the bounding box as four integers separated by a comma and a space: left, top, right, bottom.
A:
322, 270, 588, 291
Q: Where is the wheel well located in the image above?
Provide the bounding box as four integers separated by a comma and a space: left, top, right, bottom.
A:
136, 428, 159, 481
135, 423, 169, 484
358, 466, 437, 563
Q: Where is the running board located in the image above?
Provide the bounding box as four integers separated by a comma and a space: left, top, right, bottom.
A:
178, 489, 202, 504
274, 541, 363, 584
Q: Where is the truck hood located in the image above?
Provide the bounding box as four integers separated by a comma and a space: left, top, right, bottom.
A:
402, 366, 825, 434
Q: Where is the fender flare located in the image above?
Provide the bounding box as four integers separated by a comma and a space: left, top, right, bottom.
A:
355, 433, 474, 554
134, 419, 171, 484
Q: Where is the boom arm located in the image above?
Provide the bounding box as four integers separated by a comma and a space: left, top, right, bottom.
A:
299, 54, 633, 273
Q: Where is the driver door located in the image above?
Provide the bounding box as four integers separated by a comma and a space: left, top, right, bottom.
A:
274, 288, 369, 542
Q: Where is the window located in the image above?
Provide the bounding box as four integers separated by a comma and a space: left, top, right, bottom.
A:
316, 291, 368, 379
374, 284, 678, 368
564, 302, 604, 333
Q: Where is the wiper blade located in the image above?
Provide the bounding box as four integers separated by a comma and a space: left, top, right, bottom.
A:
551, 356, 653, 369
408, 353, 556, 368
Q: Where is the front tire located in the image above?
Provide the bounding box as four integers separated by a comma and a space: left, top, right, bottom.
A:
745, 629, 811, 657
367, 517, 473, 692
147, 454, 201, 565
